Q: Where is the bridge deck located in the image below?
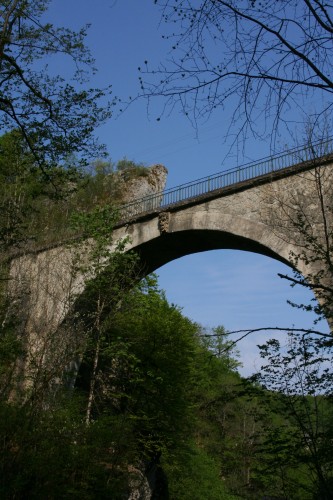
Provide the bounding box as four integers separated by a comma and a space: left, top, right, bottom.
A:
118, 138, 333, 224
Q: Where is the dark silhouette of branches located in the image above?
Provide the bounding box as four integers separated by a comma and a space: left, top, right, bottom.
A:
143, 1, 333, 143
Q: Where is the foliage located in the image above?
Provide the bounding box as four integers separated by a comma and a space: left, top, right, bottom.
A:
80, 157, 149, 209
0, 112, 332, 500
0, 175, 251, 497
116, 157, 148, 179
0, 0, 113, 178
2, 243, 333, 498
0, 129, 75, 250
99, 280, 198, 449
0, 130, 44, 250
0, 130, 150, 251
0, 395, 135, 499
0, 271, 240, 498
164, 441, 238, 500
251, 332, 333, 499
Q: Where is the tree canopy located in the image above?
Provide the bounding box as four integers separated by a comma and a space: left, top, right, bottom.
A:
0, 0, 112, 182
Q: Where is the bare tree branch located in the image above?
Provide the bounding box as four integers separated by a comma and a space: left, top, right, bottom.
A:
146, 0, 333, 143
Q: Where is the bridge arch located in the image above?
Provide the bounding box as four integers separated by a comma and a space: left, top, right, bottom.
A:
122, 210, 294, 274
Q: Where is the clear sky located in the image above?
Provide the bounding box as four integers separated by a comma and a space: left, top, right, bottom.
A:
45, 0, 328, 375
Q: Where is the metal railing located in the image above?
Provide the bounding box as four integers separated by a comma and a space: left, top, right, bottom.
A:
119, 137, 333, 221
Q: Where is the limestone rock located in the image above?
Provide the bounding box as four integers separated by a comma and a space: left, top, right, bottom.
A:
116, 164, 168, 219
117, 164, 168, 204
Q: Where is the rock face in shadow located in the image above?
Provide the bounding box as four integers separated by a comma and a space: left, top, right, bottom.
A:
127, 458, 169, 500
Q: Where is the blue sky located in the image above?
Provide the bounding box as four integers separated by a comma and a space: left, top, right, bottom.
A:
46, 0, 328, 375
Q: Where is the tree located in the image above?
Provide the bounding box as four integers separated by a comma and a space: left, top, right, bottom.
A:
143, 1, 333, 147
0, 130, 36, 249
251, 332, 333, 499
69, 205, 142, 425
241, 146, 333, 498
0, 262, 251, 498
0, 0, 113, 185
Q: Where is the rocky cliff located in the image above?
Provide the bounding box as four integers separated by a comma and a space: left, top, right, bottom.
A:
112, 164, 168, 220
115, 164, 168, 204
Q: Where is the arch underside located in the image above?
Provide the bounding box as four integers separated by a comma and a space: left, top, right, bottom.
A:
133, 229, 291, 275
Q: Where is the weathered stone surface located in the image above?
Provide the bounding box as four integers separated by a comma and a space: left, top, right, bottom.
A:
116, 164, 168, 204
114, 164, 168, 220
158, 212, 170, 233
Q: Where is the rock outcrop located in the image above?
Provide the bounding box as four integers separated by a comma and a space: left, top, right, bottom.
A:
116, 164, 168, 204
116, 164, 168, 219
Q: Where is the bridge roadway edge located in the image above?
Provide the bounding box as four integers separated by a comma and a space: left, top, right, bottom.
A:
115, 154, 333, 229
120, 156, 333, 274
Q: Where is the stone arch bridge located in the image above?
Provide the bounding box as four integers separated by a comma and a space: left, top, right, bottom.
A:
9, 139, 333, 384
